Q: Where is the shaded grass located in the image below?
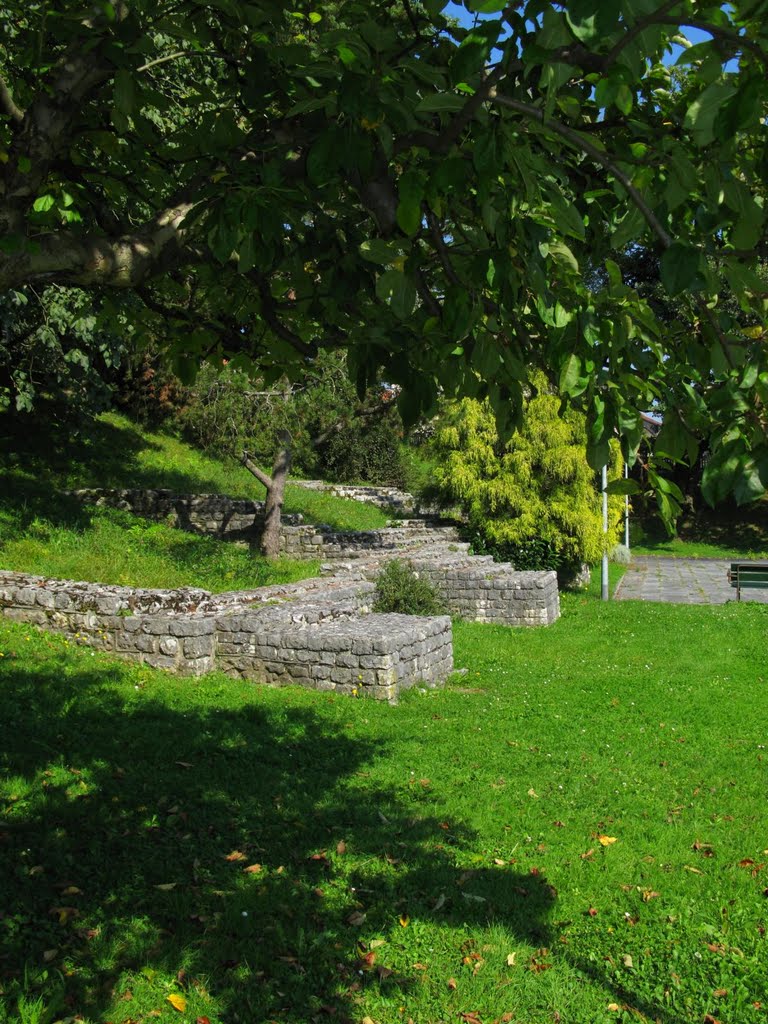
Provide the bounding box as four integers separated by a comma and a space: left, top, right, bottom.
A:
632, 501, 768, 561
2, 584, 767, 1024
0, 410, 390, 532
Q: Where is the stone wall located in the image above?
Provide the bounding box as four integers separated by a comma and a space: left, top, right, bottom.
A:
67, 488, 303, 541
0, 569, 451, 701
279, 520, 467, 559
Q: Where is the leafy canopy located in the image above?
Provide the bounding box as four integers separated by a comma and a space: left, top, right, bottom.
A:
1, 0, 768, 510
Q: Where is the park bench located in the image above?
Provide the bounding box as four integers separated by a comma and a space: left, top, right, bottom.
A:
727, 561, 768, 601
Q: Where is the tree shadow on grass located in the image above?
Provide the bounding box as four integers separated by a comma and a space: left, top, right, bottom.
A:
0, 412, 249, 510
0, 654, 556, 1024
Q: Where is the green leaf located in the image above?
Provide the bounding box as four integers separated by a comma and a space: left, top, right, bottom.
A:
33, 195, 56, 213
659, 243, 702, 297
359, 239, 405, 265
565, 0, 620, 42
733, 453, 768, 505
683, 82, 738, 147
614, 83, 633, 115
606, 478, 641, 496
396, 170, 425, 237
375, 269, 416, 319
415, 93, 466, 113
113, 69, 136, 115
559, 353, 586, 397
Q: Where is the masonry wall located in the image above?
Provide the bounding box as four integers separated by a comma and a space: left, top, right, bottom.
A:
0, 570, 451, 701
67, 488, 303, 541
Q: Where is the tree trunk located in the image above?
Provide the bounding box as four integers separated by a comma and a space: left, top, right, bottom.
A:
241, 432, 292, 559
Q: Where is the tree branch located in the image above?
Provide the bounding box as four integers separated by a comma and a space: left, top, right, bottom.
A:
0, 76, 24, 123
241, 450, 273, 490
488, 92, 673, 250
0, 199, 197, 290
602, 0, 683, 69
248, 272, 318, 359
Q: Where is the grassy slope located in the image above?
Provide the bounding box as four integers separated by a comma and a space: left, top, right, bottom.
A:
2, 574, 768, 1024
0, 411, 389, 591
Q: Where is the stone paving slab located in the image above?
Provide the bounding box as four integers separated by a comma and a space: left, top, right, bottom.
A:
615, 556, 768, 605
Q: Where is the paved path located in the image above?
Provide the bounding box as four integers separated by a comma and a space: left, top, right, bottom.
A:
614, 556, 768, 605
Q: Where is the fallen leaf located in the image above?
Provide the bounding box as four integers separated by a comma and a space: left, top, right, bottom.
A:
432, 894, 446, 911
42, 949, 58, 962
62, 885, 83, 896
175, 761, 193, 769
703, 1016, 722, 1024
692, 839, 714, 855
399, 914, 410, 926
336, 840, 346, 855
447, 977, 457, 990
506, 952, 517, 966
713, 988, 728, 997
362, 1018, 376, 1024
225, 850, 247, 862
642, 890, 660, 902
413, 962, 427, 970
622, 954, 634, 969
196, 1018, 212, 1024
527, 788, 539, 799
587, 907, 598, 917
369, 938, 387, 949
154, 883, 177, 891
598, 835, 617, 846
347, 911, 366, 927
607, 1004, 620, 1012
167, 993, 187, 1012
243, 863, 262, 874
580, 849, 595, 860
49, 906, 78, 924
683, 865, 704, 874
493, 858, 506, 866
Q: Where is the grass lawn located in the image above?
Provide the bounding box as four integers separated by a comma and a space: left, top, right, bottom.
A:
0, 411, 391, 533
631, 502, 768, 561
2, 580, 767, 1024
0, 410, 392, 592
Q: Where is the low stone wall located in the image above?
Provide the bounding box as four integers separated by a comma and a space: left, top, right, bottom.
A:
291, 480, 421, 515
0, 570, 451, 701
280, 521, 467, 559
416, 560, 560, 626
66, 488, 303, 542
0, 570, 215, 673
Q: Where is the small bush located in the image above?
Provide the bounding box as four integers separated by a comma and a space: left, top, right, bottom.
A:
317, 419, 407, 486
372, 559, 446, 616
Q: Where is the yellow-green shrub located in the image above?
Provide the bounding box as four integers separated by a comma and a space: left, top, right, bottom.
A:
433, 376, 625, 579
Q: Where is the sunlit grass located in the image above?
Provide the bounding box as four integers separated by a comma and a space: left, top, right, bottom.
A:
2, 583, 767, 1024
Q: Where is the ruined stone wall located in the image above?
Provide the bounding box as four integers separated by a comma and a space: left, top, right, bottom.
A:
0, 570, 451, 701
279, 521, 466, 559
66, 488, 303, 541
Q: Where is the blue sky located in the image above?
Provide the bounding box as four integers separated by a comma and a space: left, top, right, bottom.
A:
442, 2, 714, 59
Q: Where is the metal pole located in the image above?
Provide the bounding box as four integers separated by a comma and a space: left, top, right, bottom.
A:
601, 464, 609, 601
624, 461, 630, 551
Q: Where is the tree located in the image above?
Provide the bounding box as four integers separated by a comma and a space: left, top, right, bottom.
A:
2, 1, 768, 512
432, 377, 625, 581
179, 353, 400, 555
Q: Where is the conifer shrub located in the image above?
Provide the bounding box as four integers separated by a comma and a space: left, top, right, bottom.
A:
372, 559, 447, 616
432, 374, 625, 583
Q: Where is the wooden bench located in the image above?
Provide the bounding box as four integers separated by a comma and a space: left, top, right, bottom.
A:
727, 561, 768, 601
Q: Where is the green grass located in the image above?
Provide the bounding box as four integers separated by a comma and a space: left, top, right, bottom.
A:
0, 410, 390, 532
2, 584, 767, 1024
0, 506, 316, 592
0, 409, 391, 591
631, 502, 768, 561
